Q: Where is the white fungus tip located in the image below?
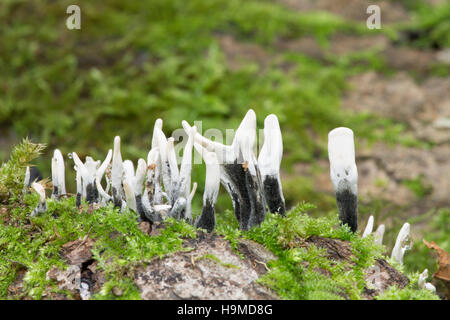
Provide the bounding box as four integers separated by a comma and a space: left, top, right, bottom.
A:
147, 148, 160, 165
362, 215, 374, 238
328, 127, 357, 194
155, 118, 163, 129
374, 224, 385, 245
31, 182, 46, 202
123, 179, 136, 212
258, 114, 283, 176
391, 222, 411, 264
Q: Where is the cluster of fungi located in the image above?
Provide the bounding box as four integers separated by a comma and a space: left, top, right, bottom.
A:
24, 109, 435, 293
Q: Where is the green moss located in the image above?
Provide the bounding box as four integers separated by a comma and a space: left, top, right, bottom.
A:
216, 203, 439, 300
0, 138, 45, 202
238, 203, 390, 300
376, 285, 440, 300
0, 193, 197, 299
1, 192, 441, 300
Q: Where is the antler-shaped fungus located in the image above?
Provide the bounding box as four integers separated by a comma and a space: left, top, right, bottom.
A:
328, 127, 358, 232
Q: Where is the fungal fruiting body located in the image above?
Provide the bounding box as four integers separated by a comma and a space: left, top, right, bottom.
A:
23, 166, 31, 194
123, 179, 136, 212
150, 120, 165, 206
328, 127, 358, 232
51, 149, 66, 200
373, 224, 385, 245
145, 147, 168, 222
231, 109, 267, 230
132, 158, 159, 223
30, 182, 47, 216
391, 222, 411, 265
95, 149, 113, 204
362, 215, 374, 238
111, 136, 124, 208
418, 269, 437, 293
72, 153, 100, 204
121, 158, 157, 222
75, 166, 82, 207
146, 147, 160, 206
182, 109, 269, 231
176, 126, 197, 222
152, 120, 197, 222
194, 145, 220, 232
258, 114, 285, 216
51, 156, 58, 199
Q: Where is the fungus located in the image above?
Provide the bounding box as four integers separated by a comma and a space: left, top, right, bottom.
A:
146, 147, 162, 206
30, 182, 47, 216
182, 109, 267, 231
72, 153, 100, 204
258, 114, 285, 216
75, 166, 82, 207
362, 215, 374, 238
23, 166, 30, 194
328, 127, 358, 232
125, 158, 160, 223
373, 224, 385, 246
51, 149, 66, 200
111, 136, 124, 208
152, 120, 197, 222
95, 149, 113, 204
418, 269, 437, 292
123, 178, 136, 212
194, 144, 220, 232
391, 222, 411, 265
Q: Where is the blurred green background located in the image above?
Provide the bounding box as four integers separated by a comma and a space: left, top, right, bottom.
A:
0, 0, 449, 282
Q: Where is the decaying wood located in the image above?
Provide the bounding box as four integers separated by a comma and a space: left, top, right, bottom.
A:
10, 228, 412, 300
305, 235, 409, 299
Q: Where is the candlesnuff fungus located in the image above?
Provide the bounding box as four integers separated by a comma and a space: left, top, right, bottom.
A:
23, 166, 43, 194
391, 222, 411, 265
182, 109, 268, 231
152, 120, 197, 221
51, 149, 66, 200
23, 166, 30, 194
75, 166, 82, 207
373, 224, 385, 246
194, 143, 221, 232
361, 216, 385, 245
95, 149, 113, 204
123, 158, 160, 223
30, 182, 47, 216
111, 136, 124, 208
418, 269, 436, 292
258, 114, 286, 216
72, 153, 100, 204
328, 127, 358, 232
362, 215, 374, 238
146, 147, 162, 206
